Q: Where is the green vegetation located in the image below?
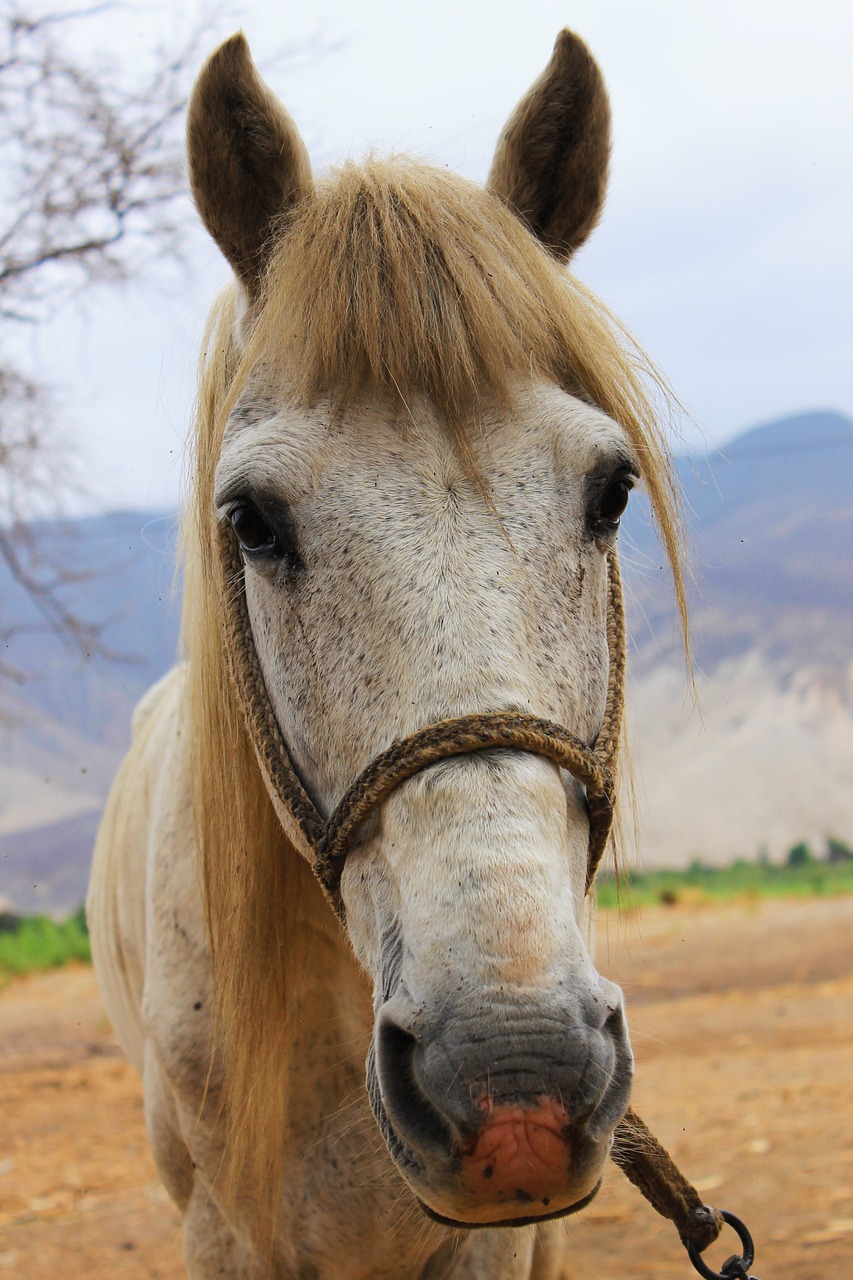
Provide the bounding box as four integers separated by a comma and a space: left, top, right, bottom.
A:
827, 836, 853, 864
0, 905, 90, 983
597, 843, 853, 910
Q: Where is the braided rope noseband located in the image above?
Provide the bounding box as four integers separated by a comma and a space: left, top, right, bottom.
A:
218, 520, 724, 1256
220, 521, 626, 912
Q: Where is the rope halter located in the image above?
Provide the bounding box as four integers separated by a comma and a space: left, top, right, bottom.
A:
219, 519, 625, 916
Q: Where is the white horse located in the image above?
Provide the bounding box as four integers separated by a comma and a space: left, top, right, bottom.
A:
88, 29, 688, 1279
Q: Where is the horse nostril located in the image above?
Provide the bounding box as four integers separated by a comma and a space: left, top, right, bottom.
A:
591, 978, 628, 1042
604, 1004, 621, 1032
603, 1000, 628, 1045
378, 1016, 416, 1074
377, 1015, 456, 1158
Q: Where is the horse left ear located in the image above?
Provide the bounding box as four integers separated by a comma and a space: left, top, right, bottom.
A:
487, 30, 611, 263
187, 33, 314, 296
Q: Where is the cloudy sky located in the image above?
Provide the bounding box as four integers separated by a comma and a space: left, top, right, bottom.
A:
23, 0, 853, 513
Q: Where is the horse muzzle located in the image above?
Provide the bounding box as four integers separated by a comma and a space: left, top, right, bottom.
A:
369, 983, 633, 1227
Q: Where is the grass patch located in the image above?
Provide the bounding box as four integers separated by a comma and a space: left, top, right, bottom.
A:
596, 857, 853, 910
0, 905, 90, 982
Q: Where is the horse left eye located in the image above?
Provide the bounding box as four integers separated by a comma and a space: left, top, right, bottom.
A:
592, 473, 634, 533
230, 504, 279, 555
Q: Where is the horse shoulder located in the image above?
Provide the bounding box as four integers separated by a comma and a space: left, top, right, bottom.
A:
90, 666, 224, 1214
88, 664, 196, 1072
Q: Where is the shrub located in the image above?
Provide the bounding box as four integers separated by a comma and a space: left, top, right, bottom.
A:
786, 841, 813, 868
0, 908, 91, 978
827, 837, 853, 864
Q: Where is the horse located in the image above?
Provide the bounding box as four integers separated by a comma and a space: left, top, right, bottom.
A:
88, 29, 689, 1279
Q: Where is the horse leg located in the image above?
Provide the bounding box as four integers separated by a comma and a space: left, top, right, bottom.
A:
142, 1044, 257, 1279
182, 1180, 258, 1280
430, 1221, 565, 1280
530, 1223, 566, 1280
143, 1043, 194, 1210
438, 1228, 535, 1278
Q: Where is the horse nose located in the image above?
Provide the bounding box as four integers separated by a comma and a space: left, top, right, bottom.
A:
375, 981, 632, 1165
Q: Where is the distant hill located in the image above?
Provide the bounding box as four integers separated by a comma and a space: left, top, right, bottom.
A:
623, 409, 853, 671
0, 510, 181, 744
0, 512, 181, 912
1, 410, 851, 910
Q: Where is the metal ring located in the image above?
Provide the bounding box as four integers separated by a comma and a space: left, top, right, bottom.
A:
686, 1210, 756, 1280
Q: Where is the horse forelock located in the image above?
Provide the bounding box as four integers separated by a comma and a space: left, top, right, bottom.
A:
254, 157, 574, 428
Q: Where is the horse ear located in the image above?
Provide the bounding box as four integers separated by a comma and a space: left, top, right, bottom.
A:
187, 34, 313, 294
487, 30, 611, 263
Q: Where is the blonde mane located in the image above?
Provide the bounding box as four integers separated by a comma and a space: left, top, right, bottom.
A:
181, 156, 688, 1247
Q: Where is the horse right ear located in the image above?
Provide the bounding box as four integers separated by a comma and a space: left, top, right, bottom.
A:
187, 34, 313, 296
487, 30, 611, 263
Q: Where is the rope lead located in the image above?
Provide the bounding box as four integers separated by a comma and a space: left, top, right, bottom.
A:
612, 1109, 724, 1251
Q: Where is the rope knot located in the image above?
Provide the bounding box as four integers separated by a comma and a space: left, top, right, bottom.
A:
681, 1202, 726, 1253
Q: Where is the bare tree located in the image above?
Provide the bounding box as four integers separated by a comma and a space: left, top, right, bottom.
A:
0, 1, 206, 681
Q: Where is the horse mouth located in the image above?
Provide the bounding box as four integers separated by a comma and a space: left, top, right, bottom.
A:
384, 1103, 606, 1230
416, 1177, 603, 1229
367, 1049, 611, 1229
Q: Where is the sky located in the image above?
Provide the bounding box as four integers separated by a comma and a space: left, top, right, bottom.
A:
20, 0, 853, 514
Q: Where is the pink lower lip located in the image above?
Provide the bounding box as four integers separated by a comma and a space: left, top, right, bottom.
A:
460, 1097, 570, 1205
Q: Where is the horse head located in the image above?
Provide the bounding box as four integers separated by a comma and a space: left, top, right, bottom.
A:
183, 31, 684, 1232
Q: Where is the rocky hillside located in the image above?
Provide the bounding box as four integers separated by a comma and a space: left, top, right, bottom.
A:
626, 409, 853, 672
616, 409, 853, 869
1, 411, 851, 910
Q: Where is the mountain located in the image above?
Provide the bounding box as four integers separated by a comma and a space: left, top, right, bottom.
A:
0, 512, 181, 914
0, 510, 181, 744
622, 409, 853, 672
615, 409, 853, 870
1, 410, 851, 910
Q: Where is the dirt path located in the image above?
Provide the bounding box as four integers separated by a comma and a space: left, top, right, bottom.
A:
1, 895, 851, 1279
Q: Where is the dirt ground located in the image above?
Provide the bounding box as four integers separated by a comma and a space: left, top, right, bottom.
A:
1, 895, 851, 1279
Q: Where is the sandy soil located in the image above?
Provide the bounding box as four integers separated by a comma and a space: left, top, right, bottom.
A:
1, 894, 851, 1279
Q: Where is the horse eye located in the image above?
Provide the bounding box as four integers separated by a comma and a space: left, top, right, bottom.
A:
592, 472, 634, 533
230, 504, 278, 555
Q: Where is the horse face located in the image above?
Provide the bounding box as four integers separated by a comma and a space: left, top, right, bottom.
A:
214, 381, 634, 1225
192, 25, 638, 1232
